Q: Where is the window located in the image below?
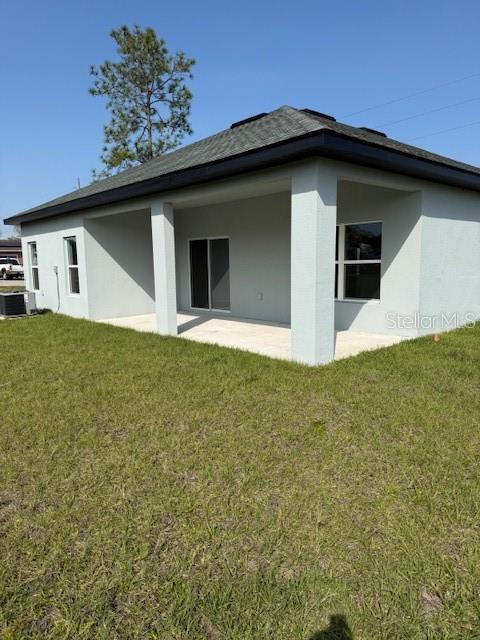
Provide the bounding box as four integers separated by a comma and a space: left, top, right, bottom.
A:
65, 237, 80, 294
29, 242, 40, 290
335, 222, 382, 300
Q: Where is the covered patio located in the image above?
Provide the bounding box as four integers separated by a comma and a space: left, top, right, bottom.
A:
80, 156, 421, 365
101, 312, 405, 361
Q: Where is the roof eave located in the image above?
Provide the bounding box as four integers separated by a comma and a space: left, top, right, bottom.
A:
6, 131, 480, 226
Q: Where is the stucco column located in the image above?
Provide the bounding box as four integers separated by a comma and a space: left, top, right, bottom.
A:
290, 161, 337, 365
151, 200, 177, 335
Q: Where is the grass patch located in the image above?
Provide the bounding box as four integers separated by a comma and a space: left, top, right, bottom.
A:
0, 314, 479, 639
0, 285, 25, 293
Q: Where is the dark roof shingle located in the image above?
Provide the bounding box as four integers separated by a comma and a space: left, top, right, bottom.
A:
6, 105, 480, 224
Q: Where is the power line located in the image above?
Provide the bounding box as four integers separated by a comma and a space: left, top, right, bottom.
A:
408, 119, 480, 142
379, 96, 480, 127
342, 72, 480, 118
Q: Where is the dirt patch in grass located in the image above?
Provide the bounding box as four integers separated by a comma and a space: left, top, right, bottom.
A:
420, 587, 443, 618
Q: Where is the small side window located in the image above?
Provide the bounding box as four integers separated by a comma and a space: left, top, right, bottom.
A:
29, 242, 40, 290
65, 237, 80, 294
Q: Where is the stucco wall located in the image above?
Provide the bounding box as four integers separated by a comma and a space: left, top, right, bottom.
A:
335, 182, 423, 336
84, 211, 155, 320
19, 159, 480, 342
174, 192, 291, 324
174, 181, 425, 334
21, 214, 89, 318
417, 185, 480, 335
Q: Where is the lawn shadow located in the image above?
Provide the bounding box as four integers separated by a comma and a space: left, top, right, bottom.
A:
309, 614, 353, 639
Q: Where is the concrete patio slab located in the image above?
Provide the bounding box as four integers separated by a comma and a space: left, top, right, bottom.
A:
102, 312, 406, 362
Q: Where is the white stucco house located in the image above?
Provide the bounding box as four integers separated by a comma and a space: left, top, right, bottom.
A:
5, 106, 480, 364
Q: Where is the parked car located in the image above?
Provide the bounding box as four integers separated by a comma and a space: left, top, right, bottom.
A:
0, 256, 24, 280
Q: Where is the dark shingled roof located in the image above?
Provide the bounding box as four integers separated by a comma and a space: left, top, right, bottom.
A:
5, 105, 480, 225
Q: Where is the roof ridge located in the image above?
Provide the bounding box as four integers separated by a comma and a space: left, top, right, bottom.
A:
270, 105, 326, 135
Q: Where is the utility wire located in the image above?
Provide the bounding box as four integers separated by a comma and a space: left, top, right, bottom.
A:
379, 96, 480, 127
408, 119, 480, 142
342, 72, 480, 118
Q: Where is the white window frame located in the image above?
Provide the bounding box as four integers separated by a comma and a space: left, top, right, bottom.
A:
64, 236, 80, 295
335, 221, 382, 302
187, 236, 231, 313
28, 241, 40, 291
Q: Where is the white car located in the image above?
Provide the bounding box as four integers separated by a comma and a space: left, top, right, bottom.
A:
0, 256, 24, 280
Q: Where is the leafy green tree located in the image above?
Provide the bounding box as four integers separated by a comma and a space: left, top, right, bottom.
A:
90, 26, 195, 178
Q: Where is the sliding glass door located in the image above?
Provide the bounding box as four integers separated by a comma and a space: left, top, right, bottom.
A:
209, 238, 230, 310
189, 238, 230, 311
190, 240, 209, 308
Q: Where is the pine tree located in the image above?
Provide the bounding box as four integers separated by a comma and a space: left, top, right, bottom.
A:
89, 26, 195, 178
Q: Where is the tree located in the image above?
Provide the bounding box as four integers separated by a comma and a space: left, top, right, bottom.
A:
0, 226, 20, 238
89, 26, 195, 178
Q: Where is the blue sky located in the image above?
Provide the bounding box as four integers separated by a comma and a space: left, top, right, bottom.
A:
1, 0, 480, 233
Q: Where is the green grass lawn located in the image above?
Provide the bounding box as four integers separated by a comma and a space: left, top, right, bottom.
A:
1, 314, 479, 639
0, 285, 25, 293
